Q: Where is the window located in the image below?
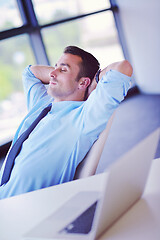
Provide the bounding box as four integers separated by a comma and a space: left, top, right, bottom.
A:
42, 11, 123, 68
0, 34, 35, 145
33, 0, 110, 25
0, 0, 23, 31
0, 0, 126, 146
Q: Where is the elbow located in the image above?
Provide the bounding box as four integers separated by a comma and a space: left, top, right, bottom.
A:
118, 60, 133, 77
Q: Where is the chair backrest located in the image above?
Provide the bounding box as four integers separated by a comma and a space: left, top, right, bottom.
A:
74, 113, 115, 179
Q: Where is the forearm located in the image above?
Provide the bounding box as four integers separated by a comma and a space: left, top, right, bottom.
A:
99, 60, 133, 80
30, 65, 54, 84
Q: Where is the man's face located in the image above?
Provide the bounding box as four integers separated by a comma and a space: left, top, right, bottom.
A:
47, 53, 82, 102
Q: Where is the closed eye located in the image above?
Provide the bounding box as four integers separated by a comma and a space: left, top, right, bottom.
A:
60, 68, 67, 72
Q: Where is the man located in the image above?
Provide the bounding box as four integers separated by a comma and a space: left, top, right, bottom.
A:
0, 46, 133, 199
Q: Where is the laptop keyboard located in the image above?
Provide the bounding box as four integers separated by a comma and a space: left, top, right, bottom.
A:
59, 201, 98, 234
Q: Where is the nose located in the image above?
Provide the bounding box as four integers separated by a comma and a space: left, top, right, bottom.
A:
50, 69, 57, 78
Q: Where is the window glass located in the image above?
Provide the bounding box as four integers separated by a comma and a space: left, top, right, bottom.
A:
0, 35, 35, 145
33, 0, 110, 25
0, 0, 23, 31
42, 11, 124, 69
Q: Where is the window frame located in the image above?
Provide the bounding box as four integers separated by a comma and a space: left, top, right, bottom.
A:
0, 0, 118, 64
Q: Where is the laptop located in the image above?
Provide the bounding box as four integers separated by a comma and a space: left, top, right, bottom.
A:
23, 128, 159, 240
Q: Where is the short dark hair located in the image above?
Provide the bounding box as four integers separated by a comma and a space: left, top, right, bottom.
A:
63, 46, 100, 81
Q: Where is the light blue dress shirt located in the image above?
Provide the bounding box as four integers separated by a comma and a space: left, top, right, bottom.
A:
0, 66, 131, 199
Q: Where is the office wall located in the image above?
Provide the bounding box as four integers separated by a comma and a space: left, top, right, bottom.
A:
114, 0, 160, 94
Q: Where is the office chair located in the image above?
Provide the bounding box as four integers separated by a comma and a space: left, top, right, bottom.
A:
74, 112, 115, 179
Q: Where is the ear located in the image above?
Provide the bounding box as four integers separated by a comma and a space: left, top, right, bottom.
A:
78, 77, 91, 90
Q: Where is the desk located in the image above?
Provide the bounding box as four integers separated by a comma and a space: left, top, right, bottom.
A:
0, 158, 160, 240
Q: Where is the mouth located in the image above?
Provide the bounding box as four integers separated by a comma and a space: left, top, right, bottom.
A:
49, 78, 57, 85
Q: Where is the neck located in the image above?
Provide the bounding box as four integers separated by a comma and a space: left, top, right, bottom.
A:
53, 94, 85, 103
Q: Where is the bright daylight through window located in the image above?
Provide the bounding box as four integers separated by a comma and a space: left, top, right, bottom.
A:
0, 0, 123, 146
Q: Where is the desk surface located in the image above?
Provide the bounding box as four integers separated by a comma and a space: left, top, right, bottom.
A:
0, 158, 160, 240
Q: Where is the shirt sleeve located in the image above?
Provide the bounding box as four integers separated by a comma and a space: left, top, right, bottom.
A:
22, 65, 50, 111
82, 69, 132, 137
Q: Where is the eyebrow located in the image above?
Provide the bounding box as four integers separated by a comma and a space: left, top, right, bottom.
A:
55, 63, 71, 68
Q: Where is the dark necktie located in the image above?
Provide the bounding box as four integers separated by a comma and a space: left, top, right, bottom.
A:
0, 104, 52, 186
